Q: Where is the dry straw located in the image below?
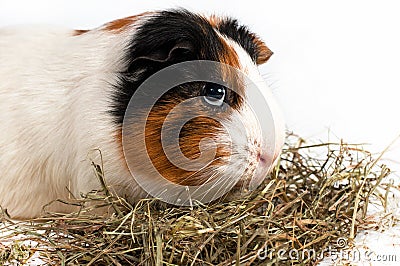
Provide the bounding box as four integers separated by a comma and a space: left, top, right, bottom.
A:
0, 133, 394, 265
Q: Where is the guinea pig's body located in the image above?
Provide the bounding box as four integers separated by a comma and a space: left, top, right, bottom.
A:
0, 10, 285, 219
0, 24, 133, 218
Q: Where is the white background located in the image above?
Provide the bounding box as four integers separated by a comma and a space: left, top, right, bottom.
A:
1, 0, 399, 173
1, 2, 400, 264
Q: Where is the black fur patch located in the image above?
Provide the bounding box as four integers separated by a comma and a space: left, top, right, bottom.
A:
109, 9, 257, 125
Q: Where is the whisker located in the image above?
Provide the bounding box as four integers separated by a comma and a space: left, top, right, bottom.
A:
179, 157, 222, 182
196, 170, 240, 201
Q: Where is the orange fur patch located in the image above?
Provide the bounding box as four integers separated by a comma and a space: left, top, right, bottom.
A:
72, 29, 89, 36
144, 101, 231, 186
218, 39, 241, 69
217, 38, 245, 108
104, 12, 152, 33
105, 16, 137, 33
252, 35, 273, 65
207, 14, 221, 28
114, 128, 130, 173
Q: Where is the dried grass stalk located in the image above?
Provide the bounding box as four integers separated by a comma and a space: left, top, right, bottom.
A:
0, 133, 393, 265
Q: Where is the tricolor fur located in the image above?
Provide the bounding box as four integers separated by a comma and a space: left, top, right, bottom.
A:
0, 10, 285, 219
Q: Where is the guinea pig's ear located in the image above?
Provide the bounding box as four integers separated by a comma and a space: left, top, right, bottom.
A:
212, 16, 273, 65
132, 42, 195, 64
253, 37, 273, 65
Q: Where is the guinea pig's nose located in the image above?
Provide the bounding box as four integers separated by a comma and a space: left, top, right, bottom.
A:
248, 150, 279, 190
256, 151, 274, 166
257, 139, 283, 167
257, 152, 268, 164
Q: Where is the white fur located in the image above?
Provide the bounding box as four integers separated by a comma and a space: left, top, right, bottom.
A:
0, 25, 145, 218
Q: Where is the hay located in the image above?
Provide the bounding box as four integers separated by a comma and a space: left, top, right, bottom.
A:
0, 133, 394, 265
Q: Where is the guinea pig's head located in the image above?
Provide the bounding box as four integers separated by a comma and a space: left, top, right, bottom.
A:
109, 10, 285, 204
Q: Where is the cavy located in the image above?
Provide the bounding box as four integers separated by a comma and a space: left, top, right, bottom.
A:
0, 9, 285, 219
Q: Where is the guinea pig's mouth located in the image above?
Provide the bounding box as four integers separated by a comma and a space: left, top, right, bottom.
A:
219, 181, 254, 203
229, 150, 278, 193
230, 165, 257, 191
220, 170, 266, 202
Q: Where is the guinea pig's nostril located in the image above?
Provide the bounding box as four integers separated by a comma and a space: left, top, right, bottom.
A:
257, 152, 267, 164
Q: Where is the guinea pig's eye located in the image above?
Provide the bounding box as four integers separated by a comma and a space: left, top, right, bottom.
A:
202, 83, 226, 107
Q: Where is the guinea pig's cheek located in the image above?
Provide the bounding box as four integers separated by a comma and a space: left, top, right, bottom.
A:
143, 112, 232, 186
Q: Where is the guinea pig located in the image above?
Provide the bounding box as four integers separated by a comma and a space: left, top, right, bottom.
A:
0, 9, 285, 219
